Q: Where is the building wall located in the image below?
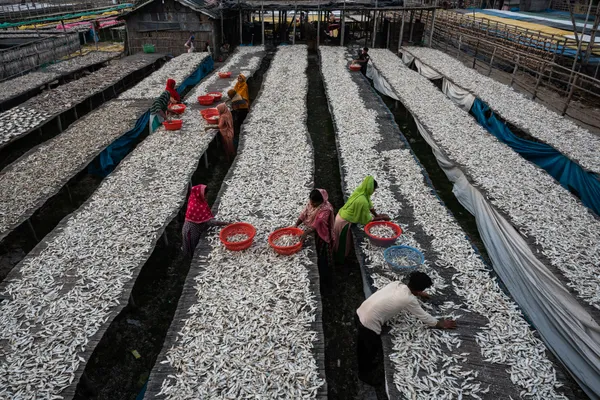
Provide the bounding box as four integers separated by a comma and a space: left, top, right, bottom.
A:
125, 0, 217, 56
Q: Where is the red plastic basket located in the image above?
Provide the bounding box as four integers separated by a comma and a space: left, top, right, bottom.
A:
206, 116, 219, 124
168, 103, 187, 114
163, 119, 183, 131
364, 221, 402, 247
197, 95, 214, 106
349, 64, 362, 72
207, 91, 223, 101
268, 227, 303, 256
219, 223, 256, 251
218, 71, 232, 78
200, 108, 219, 119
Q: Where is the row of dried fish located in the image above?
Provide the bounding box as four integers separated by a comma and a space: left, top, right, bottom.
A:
0, 54, 161, 148
119, 53, 210, 100
0, 51, 120, 104
152, 45, 324, 399
0, 100, 148, 241
402, 46, 600, 174
319, 46, 568, 399
0, 95, 218, 399
369, 49, 600, 311
191, 47, 264, 98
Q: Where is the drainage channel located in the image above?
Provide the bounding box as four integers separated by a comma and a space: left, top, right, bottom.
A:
72, 52, 274, 400
306, 51, 386, 400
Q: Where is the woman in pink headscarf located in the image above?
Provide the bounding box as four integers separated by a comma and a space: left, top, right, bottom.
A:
206, 103, 236, 162
181, 184, 228, 258
295, 189, 335, 269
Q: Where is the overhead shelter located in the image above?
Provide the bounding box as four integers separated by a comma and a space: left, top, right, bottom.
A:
120, 0, 220, 55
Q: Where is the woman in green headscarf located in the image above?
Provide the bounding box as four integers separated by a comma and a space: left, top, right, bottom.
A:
333, 176, 389, 263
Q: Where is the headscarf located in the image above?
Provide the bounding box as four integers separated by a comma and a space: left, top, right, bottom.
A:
165, 79, 180, 102
299, 189, 335, 243
217, 103, 234, 140
339, 176, 375, 225
185, 184, 213, 223
227, 89, 248, 110
233, 74, 249, 103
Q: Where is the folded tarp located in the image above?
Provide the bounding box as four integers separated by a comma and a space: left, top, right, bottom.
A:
89, 57, 214, 177
470, 98, 600, 215
414, 118, 600, 400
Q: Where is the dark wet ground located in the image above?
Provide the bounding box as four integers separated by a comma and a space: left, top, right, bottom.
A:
73, 53, 274, 400
306, 51, 387, 400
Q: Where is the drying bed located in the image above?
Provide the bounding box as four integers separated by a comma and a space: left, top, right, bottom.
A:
401, 46, 600, 175
369, 49, 600, 312
0, 68, 217, 400
144, 45, 327, 399
0, 53, 163, 150
0, 51, 121, 108
119, 52, 210, 100
0, 100, 149, 243
319, 46, 575, 400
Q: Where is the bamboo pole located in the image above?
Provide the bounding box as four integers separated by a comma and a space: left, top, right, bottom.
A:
293, 1, 297, 44
566, 0, 592, 95
239, 1, 243, 45
341, 0, 346, 46
399, 10, 405, 50
372, 0, 378, 48
261, 2, 265, 45
429, 9, 436, 47
408, 11, 414, 43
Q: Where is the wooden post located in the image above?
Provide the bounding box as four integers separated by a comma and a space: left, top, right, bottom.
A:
562, 75, 578, 115
372, 0, 378, 48
272, 10, 275, 44
429, 9, 436, 47
510, 55, 519, 87
386, 14, 391, 49
488, 46, 496, 76
293, 1, 297, 44
399, 10, 405, 50
408, 11, 415, 43
532, 63, 545, 100
457, 34, 462, 57
317, 0, 321, 48
472, 41, 479, 69
261, 2, 265, 45
341, 0, 346, 46
239, 8, 243, 44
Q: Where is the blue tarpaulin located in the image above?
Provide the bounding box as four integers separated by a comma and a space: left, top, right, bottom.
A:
471, 98, 600, 215
88, 56, 214, 177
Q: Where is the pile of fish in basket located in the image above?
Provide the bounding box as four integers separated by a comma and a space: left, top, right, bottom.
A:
219, 223, 304, 256
364, 221, 424, 273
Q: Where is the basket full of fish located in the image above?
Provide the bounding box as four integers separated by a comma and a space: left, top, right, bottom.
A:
384, 245, 424, 274
364, 221, 402, 247
219, 223, 256, 251
268, 227, 303, 255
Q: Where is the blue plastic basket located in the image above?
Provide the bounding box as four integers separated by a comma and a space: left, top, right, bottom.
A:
383, 245, 424, 273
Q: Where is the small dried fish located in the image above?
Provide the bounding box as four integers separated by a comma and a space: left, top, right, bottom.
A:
274, 234, 300, 247
369, 225, 396, 238
227, 233, 248, 242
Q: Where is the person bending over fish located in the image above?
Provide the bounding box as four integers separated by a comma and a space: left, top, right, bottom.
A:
149, 79, 179, 132
333, 176, 389, 264
355, 272, 457, 385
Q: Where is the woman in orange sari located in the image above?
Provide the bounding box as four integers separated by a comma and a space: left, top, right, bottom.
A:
233, 73, 250, 104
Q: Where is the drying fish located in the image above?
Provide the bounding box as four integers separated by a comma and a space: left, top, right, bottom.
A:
46, 51, 121, 74
369, 49, 600, 311
0, 54, 161, 147
404, 46, 600, 174
320, 46, 568, 399
274, 234, 300, 247
0, 52, 235, 399
120, 53, 211, 100
369, 225, 396, 238
227, 234, 249, 242
153, 45, 324, 400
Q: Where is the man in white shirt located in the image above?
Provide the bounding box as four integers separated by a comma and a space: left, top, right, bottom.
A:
355, 271, 457, 385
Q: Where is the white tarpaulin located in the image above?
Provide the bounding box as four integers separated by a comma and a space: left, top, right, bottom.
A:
367, 64, 400, 101
442, 78, 476, 112
414, 58, 444, 80
413, 118, 600, 400
401, 52, 414, 66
